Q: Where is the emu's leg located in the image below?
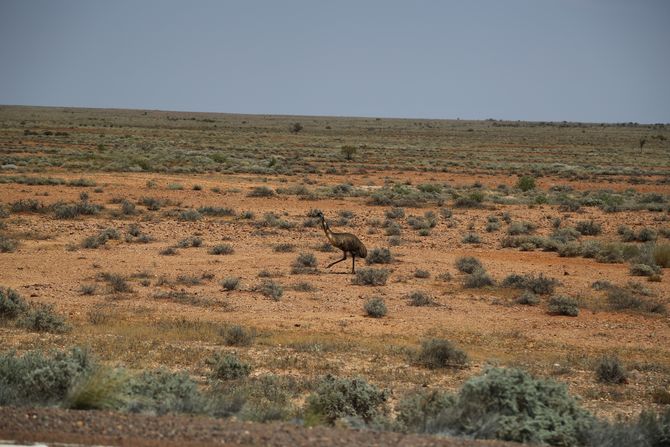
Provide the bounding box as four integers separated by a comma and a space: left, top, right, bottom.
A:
327, 251, 347, 269
351, 255, 356, 274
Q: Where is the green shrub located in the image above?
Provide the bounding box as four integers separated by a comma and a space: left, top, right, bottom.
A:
502, 273, 558, 295
198, 206, 235, 217
595, 355, 627, 384
258, 280, 283, 300
220, 276, 240, 291
81, 227, 120, 249
516, 290, 540, 305
414, 338, 468, 369
0, 236, 17, 253
352, 268, 389, 286
179, 209, 202, 221
54, 201, 101, 219
209, 244, 234, 255
248, 186, 275, 197
588, 408, 670, 447
139, 196, 163, 210
66, 367, 128, 410
385, 207, 405, 219
366, 247, 393, 264
595, 243, 625, 264
653, 243, 670, 268
291, 252, 318, 274
100, 272, 132, 293
516, 175, 536, 192
432, 367, 593, 445
220, 325, 255, 346
126, 368, 204, 415
0, 287, 27, 319
79, 284, 97, 295
176, 236, 202, 248
364, 297, 387, 318
395, 389, 455, 433
414, 269, 430, 279
630, 263, 659, 277
384, 221, 402, 236
305, 375, 389, 425
273, 243, 295, 252
548, 295, 579, 316
19, 304, 70, 333
11, 199, 47, 213
455, 256, 482, 274
207, 353, 252, 381
575, 220, 602, 236
462, 232, 481, 244
408, 291, 435, 307
508, 221, 537, 235
0, 347, 93, 406
463, 268, 495, 288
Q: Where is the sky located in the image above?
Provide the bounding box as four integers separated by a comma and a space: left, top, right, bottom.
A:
0, 0, 668, 123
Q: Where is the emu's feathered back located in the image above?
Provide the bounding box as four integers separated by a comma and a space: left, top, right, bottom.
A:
317, 211, 367, 273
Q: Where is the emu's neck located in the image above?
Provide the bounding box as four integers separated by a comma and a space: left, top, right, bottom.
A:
320, 217, 336, 244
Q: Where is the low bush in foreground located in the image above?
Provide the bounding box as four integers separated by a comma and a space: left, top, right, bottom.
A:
414, 339, 468, 369
19, 304, 70, 333
366, 247, 393, 264
207, 353, 252, 381
0, 348, 93, 406
364, 297, 387, 318
463, 268, 495, 288
433, 367, 593, 445
408, 291, 435, 306
548, 295, 579, 317
127, 368, 204, 415
291, 252, 318, 274
595, 355, 627, 384
455, 256, 482, 274
352, 268, 389, 286
0, 286, 27, 319
305, 375, 389, 425
209, 244, 234, 255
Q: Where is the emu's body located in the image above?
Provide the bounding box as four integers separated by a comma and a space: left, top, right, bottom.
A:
318, 212, 367, 273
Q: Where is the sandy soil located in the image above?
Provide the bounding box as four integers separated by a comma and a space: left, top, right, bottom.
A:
1, 170, 669, 432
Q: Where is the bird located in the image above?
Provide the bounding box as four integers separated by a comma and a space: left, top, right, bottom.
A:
316, 211, 367, 274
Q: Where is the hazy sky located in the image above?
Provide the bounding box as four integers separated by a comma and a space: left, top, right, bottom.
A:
1, 0, 668, 123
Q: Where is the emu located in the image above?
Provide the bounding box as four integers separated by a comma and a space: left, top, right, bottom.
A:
317, 211, 367, 273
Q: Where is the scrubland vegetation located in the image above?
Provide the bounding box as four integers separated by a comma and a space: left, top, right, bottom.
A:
1, 106, 670, 445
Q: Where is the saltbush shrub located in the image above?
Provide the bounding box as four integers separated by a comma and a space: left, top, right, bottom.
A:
432, 367, 594, 445
366, 247, 393, 264
258, 280, 283, 300
414, 339, 468, 369
502, 273, 558, 295
575, 220, 602, 236
220, 325, 255, 346
220, 277, 240, 291
395, 389, 455, 433
0, 348, 93, 406
0, 287, 27, 320
209, 244, 234, 255
364, 297, 387, 318
463, 268, 495, 288
304, 375, 389, 425
291, 252, 318, 274
548, 295, 579, 317
19, 304, 70, 333
207, 353, 252, 381
126, 368, 204, 415
455, 256, 482, 274
595, 355, 627, 384
352, 268, 389, 286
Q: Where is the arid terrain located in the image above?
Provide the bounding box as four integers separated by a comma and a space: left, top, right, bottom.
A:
0, 106, 669, 445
